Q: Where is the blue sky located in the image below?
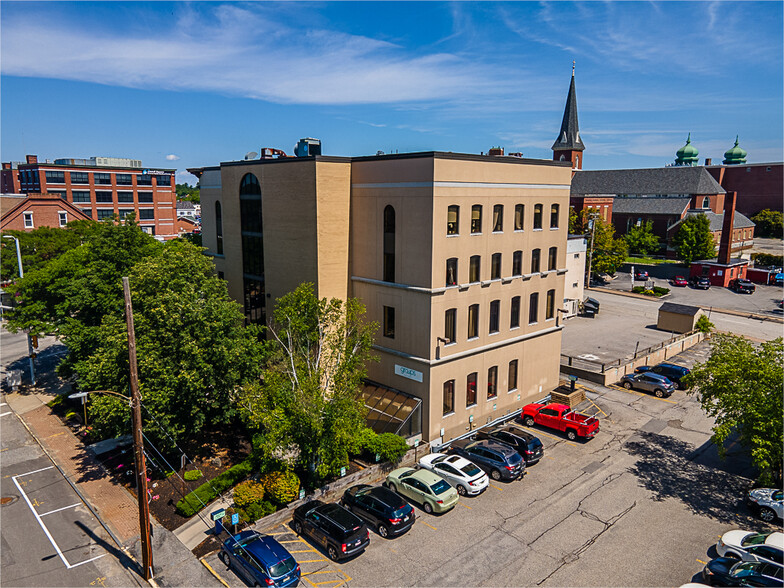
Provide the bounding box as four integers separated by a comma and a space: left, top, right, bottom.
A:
2, 1, 782, 184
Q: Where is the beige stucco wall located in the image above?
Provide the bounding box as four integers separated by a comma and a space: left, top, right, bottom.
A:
564, 236, 587, 303
657, 309, 703, 334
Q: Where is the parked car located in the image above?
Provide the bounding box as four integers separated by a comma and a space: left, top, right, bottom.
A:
730, 278, 756, 294
671, 275, 688, 287
474, 425, 545, 465
717, 531, 784, 566
385, 467, 459, 514
774, 273, 784, 286
340, 484, 415, 538
634, 269, 649, 281
219, 530, 301, 587
702, 558, 783, 586
418, 453, 489, 496
619, 372, 675, 398
748, 488, 784, 523
292, 500, 370, 561
448, 438, 525, 481
690, 276, 711, 289
634, 362, 691, 389
519, 402, 599, 441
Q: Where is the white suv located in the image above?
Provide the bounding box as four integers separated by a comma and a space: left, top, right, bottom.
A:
748, 488, 783, 523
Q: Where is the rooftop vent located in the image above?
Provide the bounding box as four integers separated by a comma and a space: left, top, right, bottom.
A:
488, 147, 504, 156
295, 138, 321, 157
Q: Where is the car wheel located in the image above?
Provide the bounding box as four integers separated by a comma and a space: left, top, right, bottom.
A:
328, 545, 340, 561
623, 381, 632, 390
456, 484, 467, 496
218, 551, 230, 568
673, 381, 681, 390
759, 507, 777, 523
654, 389, 664, 398
293, 520, 302, 535
491, 469, 502, 481
566, 429, 577, 441
388, 482, 397, 494
378, 524, 389, 538
524, 416, 535, 427
423, 502, 434, 514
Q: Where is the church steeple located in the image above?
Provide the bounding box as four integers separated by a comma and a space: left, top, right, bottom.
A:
552, 62, 585, 169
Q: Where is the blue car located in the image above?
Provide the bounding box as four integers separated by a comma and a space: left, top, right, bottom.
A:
219, 530, 301, 587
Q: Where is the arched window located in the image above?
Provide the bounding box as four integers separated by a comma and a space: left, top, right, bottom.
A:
702, 196, 710, 209
240, 173, 261, 196
215, 201, 223, 255
550, 204, 560, 228
383, 205, 395, 282
533, 204, 543, 229
239, 173, 264, 324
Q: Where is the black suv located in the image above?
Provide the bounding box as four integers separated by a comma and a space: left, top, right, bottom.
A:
474, 426, 544, 465
689, 275, 711, 289
340, 485, 415, 539
448, 438, 525, 481
634, 362, 691, 389
730, 278, 756, 294
292, 500, 370, 561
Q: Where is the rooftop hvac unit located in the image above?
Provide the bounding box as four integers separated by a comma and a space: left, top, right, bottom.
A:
295, 138, 321, 157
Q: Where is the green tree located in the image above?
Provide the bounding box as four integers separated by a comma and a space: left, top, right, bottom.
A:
238, 283, 377, 482
0, 222, 96, 281
568, 206, 580, 234
176, 182, 200, 204
75, 240, 264, 445
750, 209, 783, 239
624, 221, 660, 256
587, 212, 628, 276
683, 335, 783, 485
671, 214, 716, 263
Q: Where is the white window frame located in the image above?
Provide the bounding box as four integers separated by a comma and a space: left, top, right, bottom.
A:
58, 211, 68, 227
23, 211, 34, 228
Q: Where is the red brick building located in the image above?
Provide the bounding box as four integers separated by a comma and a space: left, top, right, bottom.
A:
706, 162, 783, 216
0, 193, 91, 232
1, 154, 178, 239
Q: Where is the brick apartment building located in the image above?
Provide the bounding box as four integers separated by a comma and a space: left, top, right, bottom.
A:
0, 193, 91, 232
1, 154, 178, 239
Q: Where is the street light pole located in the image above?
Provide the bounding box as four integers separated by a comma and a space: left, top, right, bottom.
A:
3, 235, 36, 385
123, 277, 153, 581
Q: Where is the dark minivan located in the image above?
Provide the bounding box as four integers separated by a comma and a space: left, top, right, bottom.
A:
292, 501, 370, 561
219, 530, 301, 587
448, 438, 525, 481
340, 484, 415, 538
635, 362, 690, 389
475, 425, 544, 465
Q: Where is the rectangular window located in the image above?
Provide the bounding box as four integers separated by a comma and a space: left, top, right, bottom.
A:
117, 191, 134, 203
468, 304, 479, 339
96, 209, 114, 220
94, 173, 112, 185
529, 292, 539, 324
487, 366, 498, 399
466, 373, 477, 407
72, 190, 90, 203
471, 205, 482, 233
510, 296, 520, 328
118, 208, 135, 220
492, 204, 503, 232
80, 208, 92, 218
491, 253, 501, 279
531, 249, 541, 273
533, 204, 543, 229
23, 212, 33, 228
446, 258, 458, 286
383, 306, 395, 338
512, 251, 522, 276
469, 255, 481, 282
138, 208, 154, 220
155, 174, 172, 187
115, 174, 133, 186
447, 205, 459, 235
137, 174, 153, 186
70, 171, 89, 184
44, 170, 65, 184
138, 192, 153, 203
489, 300, 500, 333
548, 246, 557, 271
95, 191, 113, 203
508, 360, 518, 392
443, 380, 455, 416
514, 204, 524, 230
58, 212, 67, 226
445, 308, 456, 343
546, 289, 556, 320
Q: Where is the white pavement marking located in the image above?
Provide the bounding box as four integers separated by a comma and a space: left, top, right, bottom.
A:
11, 466, 106, 569
1, 412, 12, 417
39, 503, 81, 516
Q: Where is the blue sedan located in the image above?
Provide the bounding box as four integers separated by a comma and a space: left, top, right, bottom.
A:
219, 530, 301, 587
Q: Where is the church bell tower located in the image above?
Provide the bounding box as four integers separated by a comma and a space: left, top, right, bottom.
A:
552, 63, 585, 170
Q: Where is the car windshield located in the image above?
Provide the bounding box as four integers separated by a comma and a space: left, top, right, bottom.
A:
460, 463, 482, 477
269, 557, 297, 578
742, 533, 769, 547
431, 480, 452, 495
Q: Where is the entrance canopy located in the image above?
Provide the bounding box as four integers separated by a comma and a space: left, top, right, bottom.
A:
361, 380, 422, 438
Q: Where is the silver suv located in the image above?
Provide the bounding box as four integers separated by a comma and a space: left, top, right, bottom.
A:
619, 372, 675, 398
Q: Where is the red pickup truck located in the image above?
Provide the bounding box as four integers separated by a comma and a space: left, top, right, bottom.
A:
519, 402, 599, 441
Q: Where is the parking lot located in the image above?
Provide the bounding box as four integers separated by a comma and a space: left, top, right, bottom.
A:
205, 342, 777, 588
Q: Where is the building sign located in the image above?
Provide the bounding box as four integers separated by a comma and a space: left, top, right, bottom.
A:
394, 364, 423, 382
142, 169, 168, 175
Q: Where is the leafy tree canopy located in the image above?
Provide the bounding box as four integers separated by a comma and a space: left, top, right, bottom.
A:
176, 182, 200, 204
624, 221, 660, 256
750, 209, 783, 239
581, 210, 628, 276
683, 335, 783, 485
238, 283, 377, 483
671, 214, 715, 264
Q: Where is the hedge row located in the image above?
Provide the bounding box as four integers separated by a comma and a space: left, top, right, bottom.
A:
176, 459, 253, 517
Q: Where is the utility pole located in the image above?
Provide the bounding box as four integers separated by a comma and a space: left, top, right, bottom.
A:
3, 235, 35, 385
123, 277, 153, 581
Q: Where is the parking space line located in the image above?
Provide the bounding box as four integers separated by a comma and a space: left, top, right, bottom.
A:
460, 502, 472, 509
302, 576, 318, 586
297, 558, 327, 563
39, 503, 81, 516
421, 521, 437, 531
0, 412, 12, 417
696, 558, 707, 565
545, 455, 556, 461
12, 472, 71, 568
489, 483, 503, 491
69, 554, 107, 568
280, 539, 308, 544
18, 465, 56, 477
200, 558, 231, 588
314, 581, 341, 586
303, 571, 336, 576
290, 549, 317, 553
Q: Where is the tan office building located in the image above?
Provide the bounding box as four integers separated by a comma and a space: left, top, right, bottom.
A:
192, 151, 571, 443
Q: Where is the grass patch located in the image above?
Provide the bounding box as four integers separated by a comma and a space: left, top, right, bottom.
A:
176, 459, 253, 518
626, 256, 682, 266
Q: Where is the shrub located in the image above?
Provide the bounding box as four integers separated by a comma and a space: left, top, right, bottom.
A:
652, 286, 670, 296
261, 470, 300, 505
366, 433, 409, 463
695, 315, 715, 334
751, 253, 784, 268
176, 459, 253, 517
183, 469, 203, 481
643, 289, 655, 296
238, 500, 277, 523
233, 480, 265, 508
631, 286, 645, 293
